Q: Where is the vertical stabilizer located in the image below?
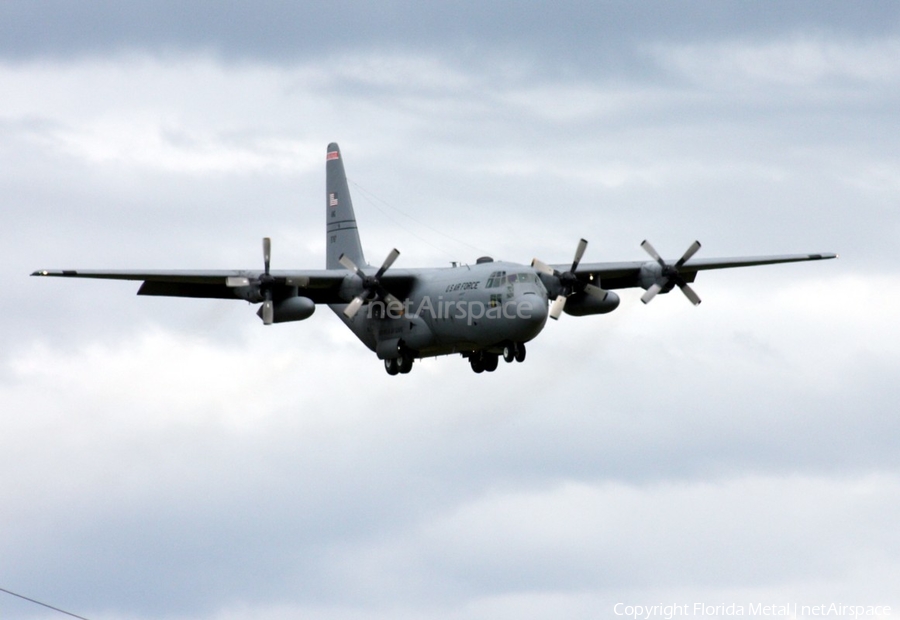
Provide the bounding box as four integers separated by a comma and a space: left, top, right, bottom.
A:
326, 143, 367, 269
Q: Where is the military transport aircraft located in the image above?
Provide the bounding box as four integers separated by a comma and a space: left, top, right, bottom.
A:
33, 143, 837, 375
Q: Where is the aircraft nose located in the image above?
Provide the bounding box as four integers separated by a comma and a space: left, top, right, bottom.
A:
510, 293, 548, 340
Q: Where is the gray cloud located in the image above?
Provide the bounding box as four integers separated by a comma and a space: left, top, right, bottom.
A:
2, 4, 899, 620
2, 1, 899, 71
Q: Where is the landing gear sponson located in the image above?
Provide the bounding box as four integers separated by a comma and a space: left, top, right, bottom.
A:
382, 342, 527, 375
465, 342, 526, 374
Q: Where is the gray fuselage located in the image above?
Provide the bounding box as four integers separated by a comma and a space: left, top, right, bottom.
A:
330, 260, 549, 360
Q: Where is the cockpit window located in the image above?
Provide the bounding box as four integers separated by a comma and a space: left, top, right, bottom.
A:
507, 272, 536, 284
487, 271, 542, 288
486, 271, 507, 288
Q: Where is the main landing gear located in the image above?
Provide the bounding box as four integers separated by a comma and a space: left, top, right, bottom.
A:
469, 342, 525, 373
469, 352, 498, 374
502, 342, 526, 363
384, 355, 414, 375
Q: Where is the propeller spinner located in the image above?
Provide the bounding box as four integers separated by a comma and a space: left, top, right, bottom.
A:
639, 239, 702, 305
226, 237, 309, 325
532, 238, 609, 320
339, 249, 403, 319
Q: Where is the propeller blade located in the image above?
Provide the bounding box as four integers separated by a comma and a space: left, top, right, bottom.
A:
341, 250, 401, 315
263, 237, 271, 275
343, 295, 366, 319
675, 240, 702, 268
677, 280, 702, 306
640, 239, 666, 268
261, 298, 274, 325
374, 248, 400, 280
531, 258, 556, 277
549, 295, 567, 320
226, 276, 250, 287
641, 280, 665, 305
640, 240, 703, 306
339, 253, 361, 275
571, 238, 588, 272
583, 283, 608, 301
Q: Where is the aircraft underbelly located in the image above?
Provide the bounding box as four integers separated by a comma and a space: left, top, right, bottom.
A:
422, 298, 546, 354
330, 268, 549, 359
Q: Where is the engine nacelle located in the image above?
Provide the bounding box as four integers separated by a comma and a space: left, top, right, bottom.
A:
258, 296, 316, 323
639, 261, 663, 290
563, 290, 620, 316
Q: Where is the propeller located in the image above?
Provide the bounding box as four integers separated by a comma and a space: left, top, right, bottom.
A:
639, 239, 702, 305
532, 238, 609, 320
226, 237, 310, 325
339, 249, 403, 319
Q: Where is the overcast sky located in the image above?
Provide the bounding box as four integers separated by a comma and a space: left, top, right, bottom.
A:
2, 2, 899, 620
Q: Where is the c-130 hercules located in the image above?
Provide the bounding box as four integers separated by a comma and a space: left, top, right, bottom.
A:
33, 143, 837, 375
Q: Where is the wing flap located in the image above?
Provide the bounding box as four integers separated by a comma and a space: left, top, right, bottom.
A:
137, 281, 236, 299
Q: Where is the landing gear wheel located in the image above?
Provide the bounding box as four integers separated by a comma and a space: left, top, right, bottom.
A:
470, 355, 485, 374
484, 354, 499, 372
514, 343, 526, 363
502, 344, 516, 363
399, 355, 414, 374
384, 358, 399, 375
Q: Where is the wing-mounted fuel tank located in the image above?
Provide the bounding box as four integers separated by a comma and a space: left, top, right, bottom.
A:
256, 296, 316, 323
561, 290, 620, 316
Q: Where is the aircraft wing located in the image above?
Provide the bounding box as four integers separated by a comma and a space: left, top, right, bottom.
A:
31, 268, 349, 302
563, 252, 838, 290
30, 268, 422, 304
